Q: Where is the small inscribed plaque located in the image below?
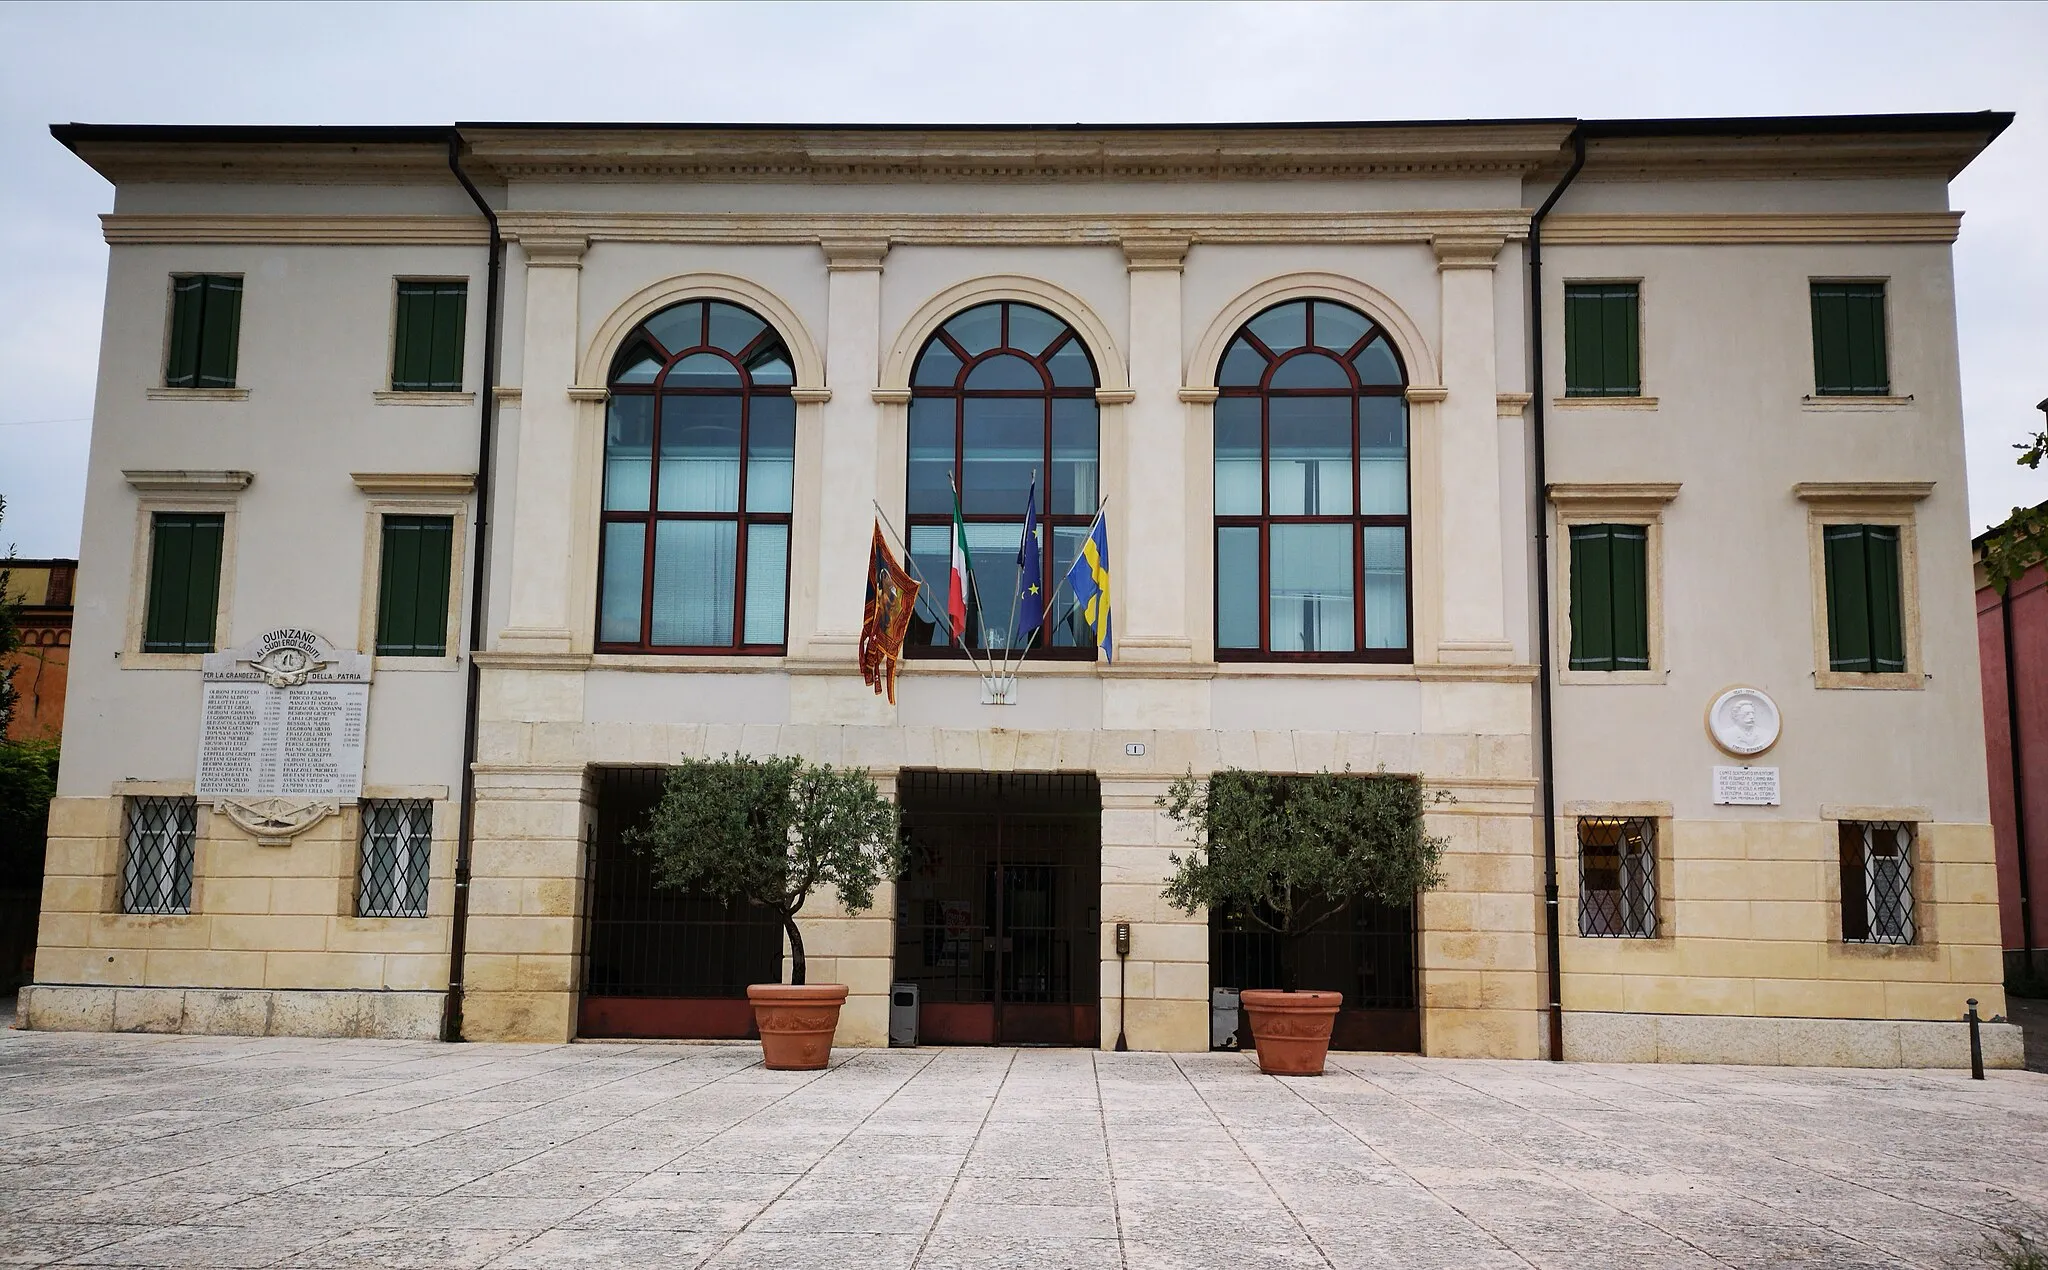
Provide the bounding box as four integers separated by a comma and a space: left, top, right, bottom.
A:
1712, 765, 1780, 806
196, 628, 370, 802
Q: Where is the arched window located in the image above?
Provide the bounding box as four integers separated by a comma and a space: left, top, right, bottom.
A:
906, 301, 1099, 655
597, 300, 795, 652
1214, 298, 1410, 659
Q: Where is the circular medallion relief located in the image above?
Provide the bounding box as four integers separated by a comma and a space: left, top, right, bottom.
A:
1707, 687, 1781, 757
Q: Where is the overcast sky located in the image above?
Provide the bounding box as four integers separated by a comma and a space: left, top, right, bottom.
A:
0, 1, 2042, 558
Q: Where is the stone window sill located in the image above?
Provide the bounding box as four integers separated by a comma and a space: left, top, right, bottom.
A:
1558, 668, 1665, 686
1553, 396, 1659, 410
374, 391, 476, 407
147, 387, 248, 402
1802, 395, 1914, 411
118, 652, 204, 671
1814, 670, 1924, 691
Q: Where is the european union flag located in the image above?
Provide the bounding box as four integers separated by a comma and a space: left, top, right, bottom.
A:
1064, 512, 1112, 662
1014, 480, 1043, 643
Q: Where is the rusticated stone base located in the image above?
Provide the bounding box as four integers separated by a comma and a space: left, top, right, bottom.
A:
17, 984, 445, 1040
1562, 1010, 2024, 1069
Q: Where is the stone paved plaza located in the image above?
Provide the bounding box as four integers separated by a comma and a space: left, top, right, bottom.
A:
2, 1017, 2045, 1269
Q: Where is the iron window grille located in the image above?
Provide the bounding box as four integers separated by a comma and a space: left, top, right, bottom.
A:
358, 799, 433, 918
903, 301, 1100, 658
1578, 816, 1657, 938
1213, 298, 1412, 662
1840, 820, 1915, 944
123, 796, 195, 915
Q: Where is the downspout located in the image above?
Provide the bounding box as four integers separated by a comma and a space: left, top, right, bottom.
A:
1529, 126, 1586, 1062
444, 131, 502, 1042
2003, 586, 2036, 973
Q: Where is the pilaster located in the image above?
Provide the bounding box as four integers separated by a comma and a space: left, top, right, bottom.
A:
796, 238, 888, 666
1099, 775, 1209, 1052
1431, 235, 1512, 665
499, 234, 588, 654
1117, 236, 1195, 664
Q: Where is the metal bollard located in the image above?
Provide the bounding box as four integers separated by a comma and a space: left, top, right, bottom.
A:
1966, 998, 1984, 1080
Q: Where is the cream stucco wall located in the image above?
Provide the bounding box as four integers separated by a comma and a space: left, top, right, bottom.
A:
32, 119, 2009, 1064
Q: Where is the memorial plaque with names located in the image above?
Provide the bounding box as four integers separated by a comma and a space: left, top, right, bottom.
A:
1712, 765, 1781, 807
196, 628, 371, 802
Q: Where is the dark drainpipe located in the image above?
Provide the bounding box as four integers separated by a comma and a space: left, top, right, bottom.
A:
443, 131, 503, 1042
1530, 126, 1586, 1062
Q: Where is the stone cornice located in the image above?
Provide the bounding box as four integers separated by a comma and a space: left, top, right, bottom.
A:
461, 124, 1574, 183
1548, 481, 1682, 510
497, 209, 1533, 248
1121, 234, 1192, 271
519, 234, 588, 267
62, 139, 455, 185
1792, 480, 1934, 508
1578, 131, 1997, 182
350, 472, 476, 496
102, 214, 490, 246
123, 469, 253, 493
1433, 235, 1505, 270
1404, 387, 1450, 404
1543, 212, 1963, 245
820, 238, 889, 271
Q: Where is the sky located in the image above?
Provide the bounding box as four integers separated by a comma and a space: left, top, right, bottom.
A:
0, 1, 2042, 558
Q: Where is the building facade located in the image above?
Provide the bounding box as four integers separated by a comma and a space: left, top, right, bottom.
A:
1977, 510, 2047, 984
3, 558, 76, 744
20, 114, 2022, 1066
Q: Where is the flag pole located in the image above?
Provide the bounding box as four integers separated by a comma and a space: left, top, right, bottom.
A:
996, 470, 1035, 679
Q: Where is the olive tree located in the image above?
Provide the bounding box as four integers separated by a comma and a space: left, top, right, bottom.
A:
1160, 767, 1449, 990
632, 754, 902, 986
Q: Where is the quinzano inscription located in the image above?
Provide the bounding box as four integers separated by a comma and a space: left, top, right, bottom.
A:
196, 628, 371, 843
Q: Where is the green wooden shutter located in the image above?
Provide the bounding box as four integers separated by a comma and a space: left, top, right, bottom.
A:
1569, 526, 1614, 670
1811, 282, 1888, 395
196, 276, 241, 388
1865, 526, 1904, 672
1610, 526, 1649, 669
165, 276, 205, 387
377, 515, 454, 655
143, 512, 224, 652
1564, 284, 1639, 396
392, 281, 467, 391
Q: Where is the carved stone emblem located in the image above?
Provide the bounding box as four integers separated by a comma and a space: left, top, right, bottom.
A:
241, 628, 332, 687
1707, 687, 1781, 757
216, 797, 342, 847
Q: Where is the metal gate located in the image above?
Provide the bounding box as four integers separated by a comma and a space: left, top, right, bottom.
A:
1212, 897, 1421, 1052
579, 767, 784, 1039
894, 771, 1101, 1046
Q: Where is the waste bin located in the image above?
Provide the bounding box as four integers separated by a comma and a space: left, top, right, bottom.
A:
889, 982, 919, 1047
1210, 986, 1241, 1050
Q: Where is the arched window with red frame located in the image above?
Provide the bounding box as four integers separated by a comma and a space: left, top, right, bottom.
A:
904, 301, 1100, 656
1213, 298, 1411, 660
597, 300, 794, 652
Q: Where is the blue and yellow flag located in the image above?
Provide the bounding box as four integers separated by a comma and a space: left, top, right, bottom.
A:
1063, 513, 1112, 662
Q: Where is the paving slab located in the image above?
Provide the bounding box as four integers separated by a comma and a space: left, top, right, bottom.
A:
1, 1023, 2044, 1268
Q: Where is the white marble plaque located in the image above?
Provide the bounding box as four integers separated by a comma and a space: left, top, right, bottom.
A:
196, 628, 370, 802
1712, 765, 1781, 806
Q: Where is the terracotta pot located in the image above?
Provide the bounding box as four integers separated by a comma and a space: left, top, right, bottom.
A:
1239, 989, 1342, 1076
746, 983, 848, 1071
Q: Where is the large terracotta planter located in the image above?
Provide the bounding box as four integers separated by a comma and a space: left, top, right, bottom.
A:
746, 983, 848, 1070
1239, 989, 1342, 1076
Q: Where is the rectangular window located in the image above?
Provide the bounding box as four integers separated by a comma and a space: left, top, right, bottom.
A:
1568, 524, 1649, 671
375, 515, 454, 656
1564, 283, 1640, 397
165, 274, 242, 388
1839, 821, 1914, 943
391, 281, 467, 392
1811, 282, 1889, 395
1578, 817, 1657, 938
358, 799, 432, 918
123, 796, 196, 915
1823, 525, 1904, 672
142, 512, 225, 653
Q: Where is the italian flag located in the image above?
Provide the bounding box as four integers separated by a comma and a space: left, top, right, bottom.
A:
948, 491, 974, 640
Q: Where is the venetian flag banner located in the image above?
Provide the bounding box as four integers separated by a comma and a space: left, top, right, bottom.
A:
858, 523, 920, 703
